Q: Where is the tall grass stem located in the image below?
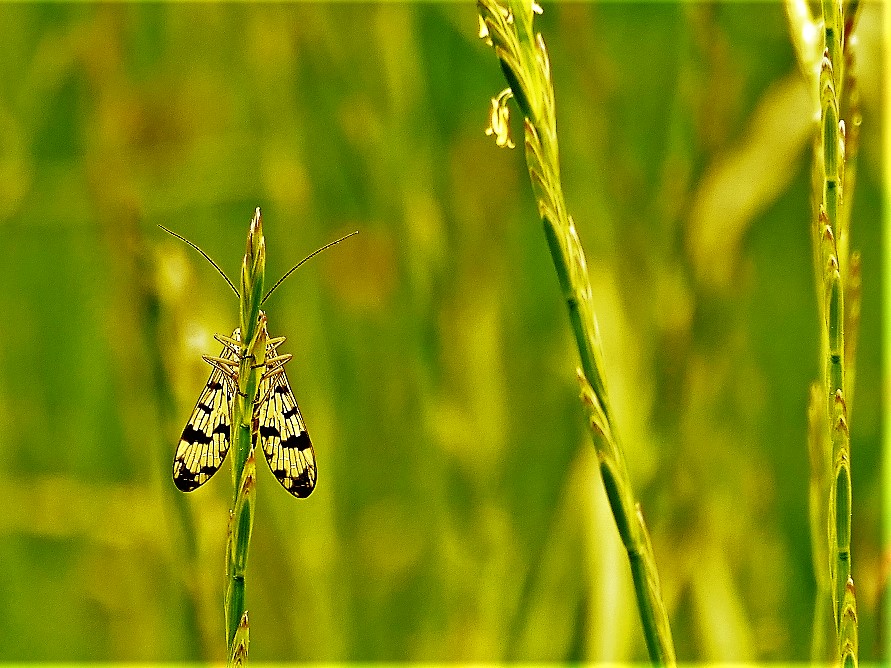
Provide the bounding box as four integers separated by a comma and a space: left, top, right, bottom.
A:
785, 0, 862, 663
224, 208, 269, 662
477, 1, 675, 663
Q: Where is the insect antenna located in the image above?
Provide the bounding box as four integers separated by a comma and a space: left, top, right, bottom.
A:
158, 224, 240, 298
262, 230, 358, 304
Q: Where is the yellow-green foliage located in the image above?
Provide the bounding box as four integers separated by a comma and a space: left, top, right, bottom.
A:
0, 3, 883, 662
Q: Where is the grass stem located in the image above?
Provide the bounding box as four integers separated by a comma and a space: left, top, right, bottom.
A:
224, 208, 268, 662
785, 0, 862, 662
478, 1, 675, 663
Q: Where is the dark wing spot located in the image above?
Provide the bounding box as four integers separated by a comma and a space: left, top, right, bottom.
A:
281, 431, 312, 451
275, 385, 289, 395
289, 469, 315, 497
282, 407, 298, 419
259, 425, 280, 439
181, 425, 212, 445
173, 467, 200, 492
212, 422, 230, 435
207, 381, 224, 391
197, 402, 213, 414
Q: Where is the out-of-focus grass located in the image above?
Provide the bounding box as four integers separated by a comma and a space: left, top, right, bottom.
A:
0, 3, 883, 662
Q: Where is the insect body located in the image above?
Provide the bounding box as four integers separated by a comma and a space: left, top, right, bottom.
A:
162, 210, 353, 503
172, 316, 317, 498
162, 209, 354, 656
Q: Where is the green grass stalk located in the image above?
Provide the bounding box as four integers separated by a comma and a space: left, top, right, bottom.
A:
785, 0, 862, 663
224, 209, 269, 661
477, 1, 675, 663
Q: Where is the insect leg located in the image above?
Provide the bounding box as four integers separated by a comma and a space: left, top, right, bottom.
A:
259, 354, 292, 376
214, 332, 242, 354
203, 354, 239, 382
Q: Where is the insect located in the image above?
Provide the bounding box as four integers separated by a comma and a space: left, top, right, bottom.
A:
161, 212, 355, 498
172, 321, 317, 497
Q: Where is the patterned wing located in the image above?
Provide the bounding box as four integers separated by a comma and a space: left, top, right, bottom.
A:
172, 334, 238, 491
255, 355, 317, 498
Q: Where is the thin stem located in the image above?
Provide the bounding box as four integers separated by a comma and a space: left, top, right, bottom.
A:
224, 209, 267, 662
785, 0, 861, 663
478, 1, 675, 663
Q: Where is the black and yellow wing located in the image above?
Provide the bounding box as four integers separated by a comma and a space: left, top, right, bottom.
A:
254, 351, 317, 498
172, 332, 238, 491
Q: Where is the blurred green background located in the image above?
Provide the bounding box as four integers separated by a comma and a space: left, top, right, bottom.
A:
0, 1, 884, 662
